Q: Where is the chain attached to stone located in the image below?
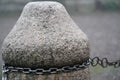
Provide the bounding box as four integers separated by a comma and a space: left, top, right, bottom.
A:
2, 62, 89, 75
2, 57, 120, 75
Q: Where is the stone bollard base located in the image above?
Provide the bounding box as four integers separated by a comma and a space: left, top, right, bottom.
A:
6, 68, 90, 80
2, 1, 90, 80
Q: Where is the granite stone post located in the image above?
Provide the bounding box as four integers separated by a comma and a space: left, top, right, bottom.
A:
2, 1, 90, 80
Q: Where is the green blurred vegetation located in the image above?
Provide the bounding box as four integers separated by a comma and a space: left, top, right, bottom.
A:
96, 0, 120, 11
90, 65, 120, 79
102, 0, 120, 10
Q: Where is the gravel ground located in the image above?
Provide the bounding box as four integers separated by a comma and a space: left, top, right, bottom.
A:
0, 12, 120, 80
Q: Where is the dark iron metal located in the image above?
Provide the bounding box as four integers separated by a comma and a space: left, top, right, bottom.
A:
2, 57, 120, 75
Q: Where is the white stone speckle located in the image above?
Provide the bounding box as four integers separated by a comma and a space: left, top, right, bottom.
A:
2, 1, 90, 68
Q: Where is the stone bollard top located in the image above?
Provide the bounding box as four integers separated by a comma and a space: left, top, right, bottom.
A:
2, 1, 90, 69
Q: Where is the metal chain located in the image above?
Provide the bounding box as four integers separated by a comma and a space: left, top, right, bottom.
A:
2, 62, 89, 75
2, 65, 7, 80
2, 57, 120, 75
89, 57, 120, 68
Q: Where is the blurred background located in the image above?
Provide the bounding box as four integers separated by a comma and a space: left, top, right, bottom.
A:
0, 0, 120, 80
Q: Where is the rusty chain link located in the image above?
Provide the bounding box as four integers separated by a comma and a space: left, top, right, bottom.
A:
2, 57, 120, 75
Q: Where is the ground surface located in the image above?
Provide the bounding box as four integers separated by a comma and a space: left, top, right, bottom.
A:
0, 12, 120, 80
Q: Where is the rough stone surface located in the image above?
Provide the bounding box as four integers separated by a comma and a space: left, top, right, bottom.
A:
7, 68, 90, 80
2, 1, 89, 68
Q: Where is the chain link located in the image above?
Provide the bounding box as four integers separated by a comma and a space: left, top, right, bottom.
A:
2, 57, 120, 75
89, 57, 120, 68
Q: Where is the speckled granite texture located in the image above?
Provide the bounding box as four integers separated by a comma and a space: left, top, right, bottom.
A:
2, 1, 90, 68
